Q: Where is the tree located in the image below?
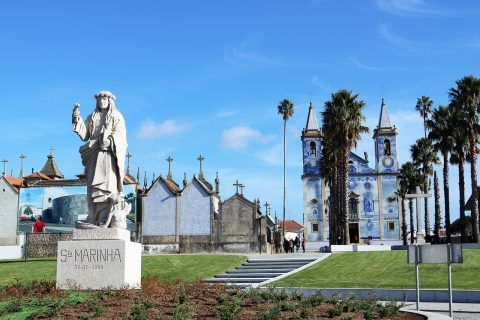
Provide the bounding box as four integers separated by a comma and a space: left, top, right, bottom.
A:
24, 206, 33, 216
398, 161, 422, 244
415, 95, 434, 139
449, 106, 471, 242
322, 90, 368, 244
427, 105, 455, 242
410, 138, 439, 238
395, 173, 409, 245
433, 171, 442, 243
449, 75, 480, 243
277, 99, 295, 240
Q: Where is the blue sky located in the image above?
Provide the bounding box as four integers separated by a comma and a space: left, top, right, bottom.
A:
1, 0, 479, 225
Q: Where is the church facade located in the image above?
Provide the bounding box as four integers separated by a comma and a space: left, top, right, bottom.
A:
302, 99, 401, 243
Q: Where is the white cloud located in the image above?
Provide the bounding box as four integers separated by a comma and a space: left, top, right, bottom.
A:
220, 126, 275, 150
216, 109, 240, 118
349, 57, 408, 72
223, 35, 286, 67
310, 75, 331, 91
375, 0, 443, 16
136, 119, 192, 140
379, 24, 432, 54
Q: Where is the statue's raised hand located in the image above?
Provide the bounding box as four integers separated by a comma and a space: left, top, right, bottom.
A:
72, 103, 81, 124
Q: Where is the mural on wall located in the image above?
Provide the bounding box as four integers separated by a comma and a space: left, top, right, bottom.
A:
305, 177, 322, 241
377, 136, 397, 173
19, 185, 136, 224
381, 175, 399, 239
303, 138, 321, 175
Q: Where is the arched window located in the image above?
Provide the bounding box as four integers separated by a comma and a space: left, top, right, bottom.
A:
349, 198, 358, 214
309, 141, 316, 157
384, 139, 391, 156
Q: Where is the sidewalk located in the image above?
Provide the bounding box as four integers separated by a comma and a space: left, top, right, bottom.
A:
402, 302, 480, 320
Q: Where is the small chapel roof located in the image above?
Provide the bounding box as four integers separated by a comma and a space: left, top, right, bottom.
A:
1, 175, 20, 193
39, 153, 64, 180
5, 175, 24, 188
305, 102, 320, 131
378, 98, 392, 129
278, 220, 304, 233
24, 171, 53, 181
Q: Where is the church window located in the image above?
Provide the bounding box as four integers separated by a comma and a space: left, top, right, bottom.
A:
349, 198, 358, 215
384, 139, 391, 156
312, 223, 319, 232
388, 221, 395, 231
309, 141, 316, 157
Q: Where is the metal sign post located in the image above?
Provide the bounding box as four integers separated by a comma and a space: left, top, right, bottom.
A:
408, 244, 462, 317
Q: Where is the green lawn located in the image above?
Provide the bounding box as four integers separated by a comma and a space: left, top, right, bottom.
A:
0, 255, 247, 287
274, 249, 480, 289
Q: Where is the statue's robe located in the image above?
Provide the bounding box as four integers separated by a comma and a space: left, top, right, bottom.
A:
74, 107, 127, 226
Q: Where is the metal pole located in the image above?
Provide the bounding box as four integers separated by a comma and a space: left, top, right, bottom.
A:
447, 244, 453, 318
415, 245, 420, 311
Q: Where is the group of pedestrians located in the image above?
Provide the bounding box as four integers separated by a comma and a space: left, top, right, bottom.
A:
283, 235, 306, 253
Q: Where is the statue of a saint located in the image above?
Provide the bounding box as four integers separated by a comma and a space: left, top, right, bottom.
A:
72, 91, 129, 229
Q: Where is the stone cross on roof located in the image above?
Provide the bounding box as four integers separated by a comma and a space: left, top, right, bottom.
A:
233, 180, 241, 194
166, 155, 174, 179
19, 153, 26, 178
263, 201, 270, 215
1, 158, 7, 176
197, 154, 205, 179
126, 152, 132, 174
49, 146, 55, 155
239, 183, 245, 195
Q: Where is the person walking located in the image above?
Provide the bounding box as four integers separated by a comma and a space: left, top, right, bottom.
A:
288, 238, 294, 253
32, 216, 47, 233
294, 236, 300, 253
301, 236, 306, 253
283, 238, 289, 253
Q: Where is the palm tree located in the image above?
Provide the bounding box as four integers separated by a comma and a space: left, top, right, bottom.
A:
410, 138, 439, 239
396, 175, 409, 246
399, 161, 422, 244
433, 171, 442, 243
320, 133, 339, 244
322, 90, 368, 244
427, 105, 455, 243
449, 75, 480, 243
449, 107, 470, 242
415, 96, 434, 139
277, 99, 294, 240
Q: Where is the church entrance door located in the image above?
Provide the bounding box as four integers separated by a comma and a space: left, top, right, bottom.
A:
349, 223, 359, 244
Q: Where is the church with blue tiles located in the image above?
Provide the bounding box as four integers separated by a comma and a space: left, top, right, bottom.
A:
302, 99, 401, 243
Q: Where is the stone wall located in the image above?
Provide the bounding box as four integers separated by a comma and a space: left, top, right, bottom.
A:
26, 232, 72, 258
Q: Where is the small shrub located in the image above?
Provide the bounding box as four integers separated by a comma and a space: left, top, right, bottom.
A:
173, 304, 195, 320
256, 306, 280, 320
128, 304, 148, 320
216, 294, 227, 304
215, 297, 241, 320
279, 301, 295, 312
364, 309, 377, 320
299, 308, 310, 319
327, 306, 342, 318
178, 294, 188, 305
86, 296, 103, 317
301, 292, 324, 307
377, 301, 403, 317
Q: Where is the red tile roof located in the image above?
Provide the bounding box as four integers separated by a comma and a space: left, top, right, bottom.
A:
24, 171, 53, 181
5, 175, 24, 188
278, 220, 304, 232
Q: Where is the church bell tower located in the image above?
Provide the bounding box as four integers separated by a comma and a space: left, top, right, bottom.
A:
373, 98, 398, 174
301, 102, 324, 241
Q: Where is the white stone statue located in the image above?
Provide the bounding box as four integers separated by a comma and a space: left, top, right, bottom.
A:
72, 91, 129, 229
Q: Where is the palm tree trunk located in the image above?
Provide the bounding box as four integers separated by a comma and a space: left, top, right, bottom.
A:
443, 152, 451, 243
458, 159, 466, 243
282, 119, 286, 240
434, 171, 441, 244
470, 132, 480, 243
401, 197, 407, 246
423, 115, 427, 139
343, 151, 350, 245
409, 199, 414, 244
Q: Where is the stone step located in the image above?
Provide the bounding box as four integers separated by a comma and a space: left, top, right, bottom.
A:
247, 259, 317, 263
215, 273, 282, 278
205, 277, 270, 283
243, 261, 310, 266
228, 268, 295, 273
236, 264, 304, 269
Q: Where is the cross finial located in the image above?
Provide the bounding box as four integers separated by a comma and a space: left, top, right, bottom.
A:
233, 179, 241, 194
126, 152, 132, 174
263, 201, 270, 215
166, 155, 174, 179
1, 158, 8, 176
197, 154, 205, 179
49, 146, 55, 156
239, 183, 245, 195
19, 153, 26, 178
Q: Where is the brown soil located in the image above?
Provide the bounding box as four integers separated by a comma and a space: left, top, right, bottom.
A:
0, 278, 426, 320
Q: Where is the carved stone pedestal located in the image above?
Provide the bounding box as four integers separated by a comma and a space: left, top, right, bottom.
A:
56, 228, 141, 290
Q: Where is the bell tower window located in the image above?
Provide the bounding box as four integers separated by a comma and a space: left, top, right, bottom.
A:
383, 139, 391, 156
309, 141, 316, 157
